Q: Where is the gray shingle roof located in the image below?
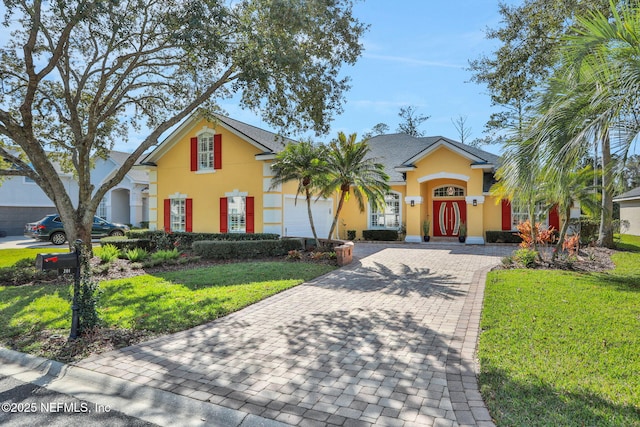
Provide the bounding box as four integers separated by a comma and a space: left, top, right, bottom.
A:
613, 186, 640, 201
365, 133, 500, 182
109, 151, 149, 183
213, 114, 295, 153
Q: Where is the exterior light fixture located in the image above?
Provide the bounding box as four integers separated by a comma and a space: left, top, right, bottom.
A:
473, 199, 477, 206
410, 200, 415, 207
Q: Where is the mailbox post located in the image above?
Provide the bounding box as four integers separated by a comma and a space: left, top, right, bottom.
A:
36, 240, 82, 339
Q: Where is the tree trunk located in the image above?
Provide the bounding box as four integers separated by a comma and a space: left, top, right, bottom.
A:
552, 205, 572, 261
598, 135, 614, 248
327, 190, 347, 241
304, 187, 320, 244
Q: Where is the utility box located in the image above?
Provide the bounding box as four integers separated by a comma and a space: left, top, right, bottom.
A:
36, 252, 79, 274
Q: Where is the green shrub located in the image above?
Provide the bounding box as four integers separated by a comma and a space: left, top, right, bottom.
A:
362, 229, 399, 241
150, 248, 181, 262
193, 239, 303, 260
125, 230, 281, 251
100, 236, 153, 252
512, 248, 538, 268
125, 247, 148, 262
99, 244, 120, 264
569, 217, 599, 244
485, 230, 522, 244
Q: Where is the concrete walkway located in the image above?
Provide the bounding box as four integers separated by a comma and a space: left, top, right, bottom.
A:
72, 242, 513, 427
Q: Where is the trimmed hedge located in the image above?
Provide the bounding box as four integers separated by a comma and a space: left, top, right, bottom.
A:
362, 229, 399, 241
192, 239, 303, 260
126, 230, 280, 251
485, 230, 523, 244
100, 237, 153, 251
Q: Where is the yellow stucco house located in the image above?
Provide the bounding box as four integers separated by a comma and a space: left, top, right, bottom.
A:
141, 114, 560, 244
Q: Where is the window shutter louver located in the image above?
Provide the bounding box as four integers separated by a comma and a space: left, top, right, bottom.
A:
214, 134, 222, 170
246, 196, 254, 233
190, 137, 198, 171
220, 197, 228, 233
186, 198, 193, 232
164, 199, 171, 232
501, 200, 512, 231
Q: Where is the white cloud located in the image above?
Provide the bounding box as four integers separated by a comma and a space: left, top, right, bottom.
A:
363, 53, 463, 69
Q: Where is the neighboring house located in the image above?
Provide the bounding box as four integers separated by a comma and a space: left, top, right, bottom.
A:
613, 186, 640, 236
142, 114, 564, 244
0, 151, 149, 236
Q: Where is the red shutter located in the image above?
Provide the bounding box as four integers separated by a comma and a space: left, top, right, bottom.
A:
501, 199, 512, 231
190, 137, 198, 171
214, 134, 222, 170
246, 196, 254, 233
220, 197, 228, 233
549, 204, 560, 231
185, 198, 193, 232
164, 199, 171, 232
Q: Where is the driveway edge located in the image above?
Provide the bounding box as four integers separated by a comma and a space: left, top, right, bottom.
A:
448, 267, 496, 427
0, 347, 290, 427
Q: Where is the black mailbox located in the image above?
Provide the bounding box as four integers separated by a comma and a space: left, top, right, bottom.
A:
36, 252, 79, 273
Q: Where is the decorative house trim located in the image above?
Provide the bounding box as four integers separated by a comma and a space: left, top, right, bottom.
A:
256, 153, 276, 161
404, 196, 423, 205
225, 189, 248, 197
418, 172, 470, 183
471, 163, 495, 170
169, 192, 188, 199
465, 196, 485, 204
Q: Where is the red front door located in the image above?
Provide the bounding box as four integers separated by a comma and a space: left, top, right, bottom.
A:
433, 200, 466, 237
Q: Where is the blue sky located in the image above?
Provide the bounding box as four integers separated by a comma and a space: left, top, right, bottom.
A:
1, 1, 514, 154
220, 0, 514, 154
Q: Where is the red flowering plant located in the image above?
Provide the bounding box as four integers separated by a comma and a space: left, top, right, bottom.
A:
516, 220, 556, 263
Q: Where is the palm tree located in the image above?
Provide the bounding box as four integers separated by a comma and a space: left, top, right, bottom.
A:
530, 3, 640, 248
270, 140, 329, 243
543, 166, 599, 260
322, 132, 390, 241
490, 135, 545, 252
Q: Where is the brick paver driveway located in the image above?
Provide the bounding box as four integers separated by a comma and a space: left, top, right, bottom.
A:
78, 243, 514, 427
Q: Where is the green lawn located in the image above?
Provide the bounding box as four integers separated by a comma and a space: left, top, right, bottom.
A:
480, 235, 640, 426
0, 247, 71, 268
0, 261, 336, 358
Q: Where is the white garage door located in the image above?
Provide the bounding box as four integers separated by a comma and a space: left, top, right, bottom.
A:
284, 196, 333, 238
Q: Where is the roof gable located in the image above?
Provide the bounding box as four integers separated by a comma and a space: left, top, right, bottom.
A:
143, 113, 295, 164
403, 136, 498, 166
366, 133, 500, 182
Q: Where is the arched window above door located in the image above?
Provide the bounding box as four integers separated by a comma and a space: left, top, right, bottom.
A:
434, 185, 465, 198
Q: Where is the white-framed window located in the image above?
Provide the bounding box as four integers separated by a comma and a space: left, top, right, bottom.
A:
97, 198, 107, 219
228, 196, 246, 233
23, 176, 36, 184
171, 198, 186, 232
198, 133, 214, 170
434, 185, 465, 197
370, 192, 401, 229
511, 201, 548, 229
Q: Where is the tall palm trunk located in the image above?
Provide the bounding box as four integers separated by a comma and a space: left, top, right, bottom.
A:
327, 189, 348, 241
598, 134, 614, 248
552, 205, 572, 261
304, 187, 320, 243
